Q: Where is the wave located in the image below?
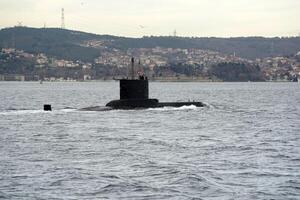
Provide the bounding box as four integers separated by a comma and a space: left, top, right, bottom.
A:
0, 104, 206, 115
147, 105, 200, 111
0, 108, 77, 115
0, 109, 44, 115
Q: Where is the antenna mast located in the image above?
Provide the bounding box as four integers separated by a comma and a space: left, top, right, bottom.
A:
61, 8, 65, 29
131, 57, 135, 80
173, 29, 177, 37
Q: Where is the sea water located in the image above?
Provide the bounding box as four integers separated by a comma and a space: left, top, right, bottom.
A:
0, 81, 299, 199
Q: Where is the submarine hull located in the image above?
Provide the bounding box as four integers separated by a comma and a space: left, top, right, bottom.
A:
106, 99, 159, 109
105, 99, 204, 109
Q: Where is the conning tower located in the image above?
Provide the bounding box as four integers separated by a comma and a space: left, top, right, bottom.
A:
120, 58, 149, 100
106, 58, 159, 109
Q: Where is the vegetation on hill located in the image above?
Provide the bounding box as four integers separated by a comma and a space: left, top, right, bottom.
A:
0, 27, 105, 62
1, 27, 299, 81
1, 27, 300, 62
112, 36, 300, 59
209, 62, 264, 81
0, 57, 35, 75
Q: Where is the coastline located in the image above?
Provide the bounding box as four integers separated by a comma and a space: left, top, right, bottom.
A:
0, 79, 298, 83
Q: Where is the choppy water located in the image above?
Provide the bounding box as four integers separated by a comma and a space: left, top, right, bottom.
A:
0, 81, 299, 199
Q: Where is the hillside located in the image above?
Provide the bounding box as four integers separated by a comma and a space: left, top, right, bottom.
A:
112, 36, 300, 59
1, 27, 300, 62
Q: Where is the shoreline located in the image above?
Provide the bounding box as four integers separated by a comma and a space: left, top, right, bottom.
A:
0, 80, 297, 83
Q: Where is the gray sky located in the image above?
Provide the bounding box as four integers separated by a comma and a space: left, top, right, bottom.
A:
0, 0, 299, 37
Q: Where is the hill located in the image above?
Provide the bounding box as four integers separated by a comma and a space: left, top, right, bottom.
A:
1, 27, 300, 62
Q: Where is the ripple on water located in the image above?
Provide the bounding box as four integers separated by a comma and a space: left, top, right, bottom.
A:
1, 82, 300, 199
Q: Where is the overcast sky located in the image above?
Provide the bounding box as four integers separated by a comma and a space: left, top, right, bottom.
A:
0, 0, 299, 37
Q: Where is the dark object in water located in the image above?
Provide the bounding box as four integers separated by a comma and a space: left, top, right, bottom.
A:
81, 57, 205, 111
292, 76, 298, 82
44, 104, 52, 111
105, 79, 205, 109
104, 58, 204, 109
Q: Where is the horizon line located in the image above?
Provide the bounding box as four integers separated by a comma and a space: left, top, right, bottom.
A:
1, 25, 300, 39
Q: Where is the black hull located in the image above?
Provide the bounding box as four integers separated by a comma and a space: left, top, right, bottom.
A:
106, 99, 204, 109
106, 99, 159, 109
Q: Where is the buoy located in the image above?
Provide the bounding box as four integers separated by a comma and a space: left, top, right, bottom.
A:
44, 104, 52, 111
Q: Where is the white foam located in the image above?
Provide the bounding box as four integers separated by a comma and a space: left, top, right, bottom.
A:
60, 109, 77, 112
147, 105, 199, 111
0, 108, 77, 116
0, 110, 45, 115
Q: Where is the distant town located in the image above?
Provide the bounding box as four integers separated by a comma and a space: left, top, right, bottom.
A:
0, 27, 300, 82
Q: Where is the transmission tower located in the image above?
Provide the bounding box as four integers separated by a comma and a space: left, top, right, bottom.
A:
173, 29, 177, 37
61, 8, 65, 29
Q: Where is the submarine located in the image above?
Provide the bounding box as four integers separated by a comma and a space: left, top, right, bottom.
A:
44, 58, 205, 111
103, 58, 204, 109
80, 57, 205, 111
